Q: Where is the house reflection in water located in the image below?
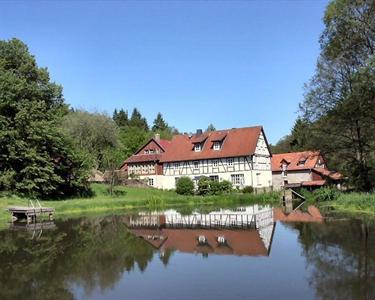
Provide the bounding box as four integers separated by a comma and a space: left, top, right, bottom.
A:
125, 206, 276, 257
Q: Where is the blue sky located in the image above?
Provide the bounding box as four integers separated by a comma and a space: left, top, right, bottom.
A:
0, 0, 329, 143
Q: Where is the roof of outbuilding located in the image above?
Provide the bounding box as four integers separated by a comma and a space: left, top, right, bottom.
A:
301, 180, 326, 186
271, 151, 322, 172
312, 168, 343, 181
160, 126, 266, 163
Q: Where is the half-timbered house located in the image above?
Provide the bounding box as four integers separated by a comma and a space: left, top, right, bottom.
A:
122, 126, 273, 190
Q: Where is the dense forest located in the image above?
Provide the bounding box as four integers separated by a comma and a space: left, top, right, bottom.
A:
272, 0, 375, 191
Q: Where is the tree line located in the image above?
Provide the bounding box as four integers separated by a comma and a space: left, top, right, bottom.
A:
0, 38, 175, 198
0, 38, 217, 199
272, 0, 375, 191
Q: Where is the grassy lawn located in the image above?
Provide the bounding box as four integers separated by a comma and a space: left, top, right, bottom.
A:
0, 183, 281, 224
320, 192, 375, 215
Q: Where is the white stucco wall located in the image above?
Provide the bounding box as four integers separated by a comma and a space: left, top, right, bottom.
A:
272, 170, 312, 190
138, 175, 165, 189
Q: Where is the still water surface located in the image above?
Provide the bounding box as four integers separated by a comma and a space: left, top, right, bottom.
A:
0, 205, 373, 300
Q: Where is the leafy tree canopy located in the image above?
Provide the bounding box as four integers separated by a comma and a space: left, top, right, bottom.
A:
0, 38, 91, 198
61, 110, 120, 169
298, 0, 375, 191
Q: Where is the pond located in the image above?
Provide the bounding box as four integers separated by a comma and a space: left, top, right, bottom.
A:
0, 204, 373, 300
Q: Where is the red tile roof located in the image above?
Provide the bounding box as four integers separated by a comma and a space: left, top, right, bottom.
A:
124, 138, 171, 164
312, 168, 343, 181
160, 126, 266, 163
302, 180, 326, 186
271, 151, 322, 172
157, 139, 172, 150
125, 154, 163, 164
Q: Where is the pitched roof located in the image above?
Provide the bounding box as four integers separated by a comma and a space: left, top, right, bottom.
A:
134, 138, 171, 155
271, 151, 322, 172
157, 139, 172, 150
125, 153, 163, 164
301, 180, 326, 186
160, 126, 265, 163
312, 168, 343, 181
124, 138, 171, 164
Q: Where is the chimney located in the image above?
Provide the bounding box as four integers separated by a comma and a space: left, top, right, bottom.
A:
155, 133, 160, 141
196, 129, 203, 135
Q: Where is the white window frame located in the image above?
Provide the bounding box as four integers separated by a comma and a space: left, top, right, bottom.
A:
193, 161, 199, 169
281, 163, 288, 177
194, 143, 202, 152
212, 160, 219, 167
213, 141, 221, 151
227, 158, 234, 166
256, 172, 261, 186
231, 174, 244, 186
174, 162, 180, 169
209, 175, 219, 182
148, 178, 154, 186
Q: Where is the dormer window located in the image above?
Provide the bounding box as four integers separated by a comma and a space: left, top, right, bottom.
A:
194, 143, 202, 152
144, 150, 149, 154
213, 141, 221, 151
281, 163, 288, 177
297, 157, 307, 166
316, 159, 325, 168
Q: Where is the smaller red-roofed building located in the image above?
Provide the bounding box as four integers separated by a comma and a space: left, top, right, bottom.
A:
271, 151, 343, 190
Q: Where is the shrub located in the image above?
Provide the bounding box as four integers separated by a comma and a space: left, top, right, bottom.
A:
313, 187, 340, 202
176, 177, 194, 195
242, 186, 254, 194
197, 177, 211, 195
219, 180, 232, 193
209, 180, 222, 195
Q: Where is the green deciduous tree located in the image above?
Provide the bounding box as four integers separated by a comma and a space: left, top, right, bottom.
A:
61, 110, 120, 169
299, 0, 375, 190
0, 38, 91, 198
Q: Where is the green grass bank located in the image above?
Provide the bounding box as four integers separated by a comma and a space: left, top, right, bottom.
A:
321, 192, 375, 215
300, 188, 375, 216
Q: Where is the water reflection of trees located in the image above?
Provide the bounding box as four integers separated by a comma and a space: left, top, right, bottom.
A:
292, 220, 374, 300
0, 216, 158, 300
